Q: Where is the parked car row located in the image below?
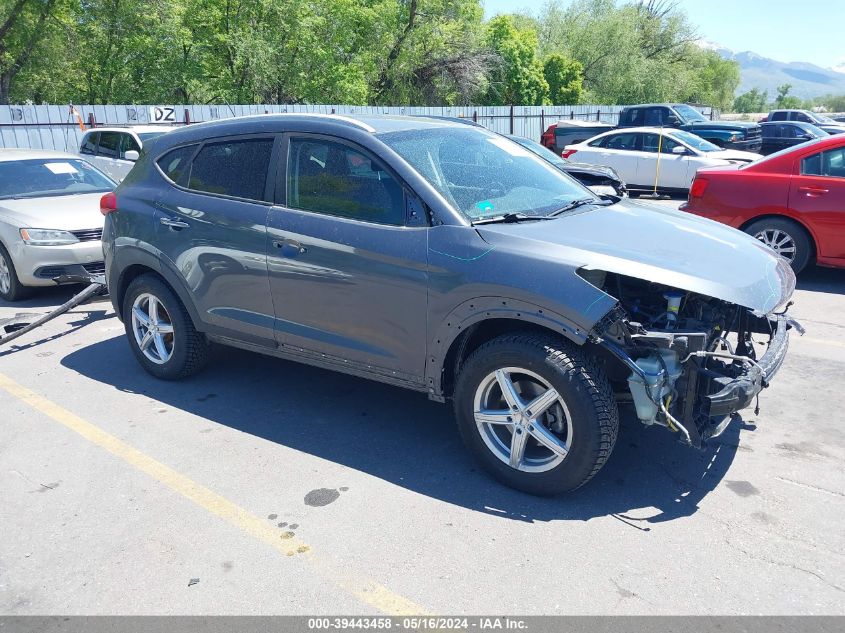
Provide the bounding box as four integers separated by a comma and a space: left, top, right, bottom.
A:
561, 126, 760, 194
542, 103, 763, 154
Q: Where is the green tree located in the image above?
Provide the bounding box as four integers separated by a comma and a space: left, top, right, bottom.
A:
775, 83, 802, 109
542, 53, 583, 104
0, 0, 67, 104
484, 14, 548, 105
733, 88, 768, 113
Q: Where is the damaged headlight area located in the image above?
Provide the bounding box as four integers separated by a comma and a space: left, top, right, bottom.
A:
581, 270, 803, 448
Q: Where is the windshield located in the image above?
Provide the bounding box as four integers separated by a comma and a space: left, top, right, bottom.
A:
807, 112, 836, 125
0, 158, 115, 199
380, 127, 594, 220
670, 129, 721, 152
674, 104, 708, 122
799, 123, 829, 137
507, 135, 569, 168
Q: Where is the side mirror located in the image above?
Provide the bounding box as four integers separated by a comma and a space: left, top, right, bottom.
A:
671, 145, 687, 155
801, 134, 814, 141
124, 150, 140, 161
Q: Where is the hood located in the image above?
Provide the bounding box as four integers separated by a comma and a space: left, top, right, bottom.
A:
708, 149, 762, 162
475, 199, 795, 314
0, 192, 106, 230
687, 120, 759, 130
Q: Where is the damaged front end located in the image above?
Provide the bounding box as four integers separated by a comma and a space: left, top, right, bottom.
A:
582, 270, 803, 448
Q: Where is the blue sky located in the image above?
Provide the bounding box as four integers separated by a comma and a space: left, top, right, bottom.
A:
482, 0, 845, 69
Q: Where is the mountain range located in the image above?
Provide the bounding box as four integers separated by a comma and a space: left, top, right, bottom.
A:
699, 41, 845, 99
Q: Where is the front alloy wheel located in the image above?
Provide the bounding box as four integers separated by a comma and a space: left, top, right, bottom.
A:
0, 243, 28, 302
473, 367, 572, 473
454, 333, 619, 495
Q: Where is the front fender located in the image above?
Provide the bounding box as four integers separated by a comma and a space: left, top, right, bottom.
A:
425, 296, 589, 397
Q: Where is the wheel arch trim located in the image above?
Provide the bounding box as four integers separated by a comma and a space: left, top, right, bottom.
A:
111, 245, 203, 329
425, 297, 589, 399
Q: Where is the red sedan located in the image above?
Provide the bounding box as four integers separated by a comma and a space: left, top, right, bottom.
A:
682, 134, 845, 272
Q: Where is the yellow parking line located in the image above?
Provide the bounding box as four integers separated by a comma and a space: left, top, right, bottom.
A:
0, 371, 427, 616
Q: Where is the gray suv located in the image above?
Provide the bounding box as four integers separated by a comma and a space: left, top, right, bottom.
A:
102, 114, 798, 495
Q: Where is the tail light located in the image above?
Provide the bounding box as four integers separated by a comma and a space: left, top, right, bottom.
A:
100, 192, 117, 215
561, 149, 577, 159
689, 177, 709, 199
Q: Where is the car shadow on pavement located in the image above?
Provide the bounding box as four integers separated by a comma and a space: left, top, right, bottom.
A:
797, 266, 845, 295
62, 335, 748, 526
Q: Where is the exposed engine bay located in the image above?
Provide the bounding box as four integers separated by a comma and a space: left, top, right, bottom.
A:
582, 270, 803, 447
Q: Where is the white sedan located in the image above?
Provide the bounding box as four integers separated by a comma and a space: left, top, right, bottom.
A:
0, 149, 115, 302
562, 126, 762, 193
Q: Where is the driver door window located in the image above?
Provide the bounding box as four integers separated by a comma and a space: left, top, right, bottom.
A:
287, 138, 404, 226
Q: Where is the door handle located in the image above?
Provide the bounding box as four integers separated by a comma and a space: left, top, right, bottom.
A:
160, 216, 190, 229
273, 239, 307, 256
798, 186, 829, 196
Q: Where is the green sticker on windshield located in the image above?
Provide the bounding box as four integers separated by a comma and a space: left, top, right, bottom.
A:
476, 200, 494, 213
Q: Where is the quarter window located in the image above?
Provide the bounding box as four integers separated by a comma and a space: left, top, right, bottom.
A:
187, 138, 274, 201
801, 147, 845, 178
287, 138, 404, 225
157, 144, 197, 185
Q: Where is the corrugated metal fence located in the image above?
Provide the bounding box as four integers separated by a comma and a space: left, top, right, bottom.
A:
0, 104, 643, 151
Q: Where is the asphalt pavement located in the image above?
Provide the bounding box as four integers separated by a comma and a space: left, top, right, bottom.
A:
1, 229, 843, 615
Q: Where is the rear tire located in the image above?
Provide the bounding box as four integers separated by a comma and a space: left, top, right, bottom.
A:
123, 274, 211, 380
744, 217, 812, 274
453, 332, 619, 495
0, 243, 29, 302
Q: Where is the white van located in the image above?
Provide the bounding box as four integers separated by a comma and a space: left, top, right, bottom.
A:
78, 126, 175, 181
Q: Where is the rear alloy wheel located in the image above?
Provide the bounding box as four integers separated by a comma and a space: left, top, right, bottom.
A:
744, 218, 812, 274
454, 333, 619, 495
0, 243, 29, 302
123, 274, 211, 380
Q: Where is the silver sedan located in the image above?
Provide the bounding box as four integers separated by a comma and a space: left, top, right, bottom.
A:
0, 149, 115, 301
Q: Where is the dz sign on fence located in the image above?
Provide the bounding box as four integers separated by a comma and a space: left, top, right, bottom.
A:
150, 106, 176, 123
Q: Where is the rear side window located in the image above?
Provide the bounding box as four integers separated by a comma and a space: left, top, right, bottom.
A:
287, 138, 404, 225
603, 132, 639, 151
157, 145, 197, 185
80, 133, 98, 155
98, 132, 120, 158
802, 147, 845, 178
623, 108, 645, 126
187, 138, 274, 201
770, 111, 786, 121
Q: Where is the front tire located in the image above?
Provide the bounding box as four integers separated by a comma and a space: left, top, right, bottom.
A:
123, 274, 211, 380
454, 333, 619, 495
744, 217, 812, 274
0, 243, 29, 302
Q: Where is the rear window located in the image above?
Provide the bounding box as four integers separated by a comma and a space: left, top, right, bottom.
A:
187, 138, 274, 201
157, 145, 197, 185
